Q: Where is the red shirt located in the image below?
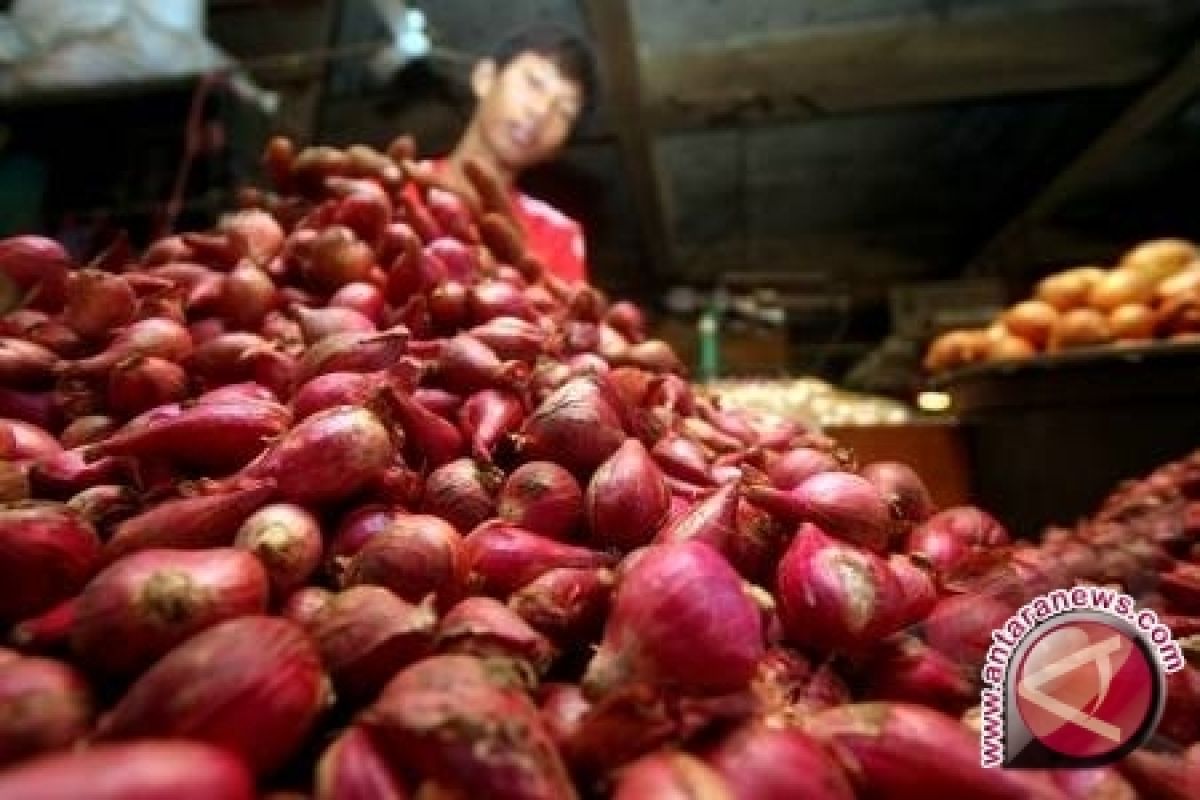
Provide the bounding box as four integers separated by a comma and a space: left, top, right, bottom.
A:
411, 159, 588, 284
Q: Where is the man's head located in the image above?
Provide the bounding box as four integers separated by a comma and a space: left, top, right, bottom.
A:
467, 23, 597, 175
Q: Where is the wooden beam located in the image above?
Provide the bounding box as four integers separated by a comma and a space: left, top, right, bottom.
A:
965, 38, 1200, 277
581, 0, 675, 277
641, 6, 1195, 130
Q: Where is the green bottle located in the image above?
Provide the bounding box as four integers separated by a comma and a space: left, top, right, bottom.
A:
697, 307, 720, 384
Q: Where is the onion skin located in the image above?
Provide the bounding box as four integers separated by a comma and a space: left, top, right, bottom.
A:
508, 567, 614, 645
328, 504, 406, 581
539, 683, 591, 749
498, 461, 584, 540
28, 449, 130, 499
0, 740, 257, 800
72, 548, 270, 676
0, 502, 100, 624
294, 327, 410, 385
437, 596, 557, 675
923, 591, 1017, 670
236, 404, 395, 506
306, 586, 436, 701
330, 281, 387, 326
888, 554, 939, 628
651, 432, 714, 487
294, 305, 377, 344
520, 376, 628, 477
806, 702, 1066, 800
613, 752, 732, 800
470, 316, 546, 361
906, 505, 1009, 574
315, 725, 409, 800
62, 269, 137, 339
860, 460, 936, 527
586, 438, 670, 552
361, 654, 578, 800
435, 334, 526, 394
0, 656, 93, 767
0, 338, 60, 388
106, 356, 189, 418
775, 523, 906, 654
463, 521, 616, 597
103, 480, 276, 563
9, 599, 76, 655
291, 370, 387, 421
584, 541, 764, 699
344, 514, 465, 608
99, 616, 326, 776
1, 417, 62, 461
0, 235, 71, 311
283, 585, 333, 628
234, 503, 323, 599
57, 317, 193, 379
388, 387, 464, 469
767, 446, 840, 491
705, 723, 854, 800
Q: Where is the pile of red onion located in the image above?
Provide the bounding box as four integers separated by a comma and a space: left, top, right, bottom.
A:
0, 135, 1196, 798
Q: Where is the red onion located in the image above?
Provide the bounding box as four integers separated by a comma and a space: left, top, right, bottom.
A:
864, 636, 975, 713
0, 502, 99, 624
235, 503, 323, 599
1052, 767, 1136, 800
586, 438, 670, 552
619, 339, 685, 375
605, 300, 646, 343
470, 280, 533, 323
216, 262, 276, 328
327, 504, 404, 578
388, 386, 464, 469
752, 647, 851, 718
584, 541, 764, 698
888, 553, 939, 628
459, 388, 525, 461
906, 506, 1009, 573
1159, 664, 1200, 745
57, 415, 114, 448
706, 723, 854, 800
344, 513, 465, 608
28, 449, 130, 498
57, 317, 192, 378
329, 178, 393, 243
612, 752, 731, 799
303, 225, 374, 292
923, 591, 1017, 669
106, 355, 189, 417
315, 725, 409, 800
258, 309, 302, 350
186, 332, 295, 397
0, 337, 59, 387
72, 548, 269, 676
361, 654, 576, 800
0, 387, 58, 430
747, 471, 893, 551
437, 596, 557, 675
235, 404, 395, 505
22, 321, 82, 358
291, 370, 386, 421
414, 386, 463, 418
182, 231, 241, 269
283, 586, 333, 628
0, 656, 93, 767
306, 585, 435, 701
0, 740, 256, 800
463, 521, 616, 597
62, 269, 137, 339
520, 376, 628, 477
1118, 746, 1200, 800
329, 281, 387, 326
1160, 563, 1200, 613
295, 327, 410, 384
775, 523, 906, 654
0, 417, 60, 460
103, 480, 275, 563
469, 316, 546, 361
99, 616, 326, 776
726, 498, 788, 584
422, 458, 501, 534
655, 482, 740, 554
10, 598, 75, 654
220, 207, 285, 264
861, 460, 936, 525
428, 281, 469, 331
806, 702, 1066, 800
767, 447, 840, 490
498, 461, 584, 540
657, 434, 710, 484
294, 305, 377, 344
197, 381, 279, 405
0, 235, 71, 311
508, 566, 614, 644
435, 334, 526, 394
426, 237, 479, 282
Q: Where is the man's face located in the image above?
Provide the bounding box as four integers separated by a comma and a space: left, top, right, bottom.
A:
472, 52, 584, 173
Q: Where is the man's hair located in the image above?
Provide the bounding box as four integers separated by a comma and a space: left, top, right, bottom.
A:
491, 22, 599, 117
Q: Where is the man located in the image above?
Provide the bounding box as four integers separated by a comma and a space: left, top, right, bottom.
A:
404, 23, 597, 284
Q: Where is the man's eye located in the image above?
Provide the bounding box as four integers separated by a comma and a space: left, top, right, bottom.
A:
527, 71, 545, 91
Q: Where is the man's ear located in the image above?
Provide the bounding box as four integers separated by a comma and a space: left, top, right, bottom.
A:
471, 59, 498, 100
